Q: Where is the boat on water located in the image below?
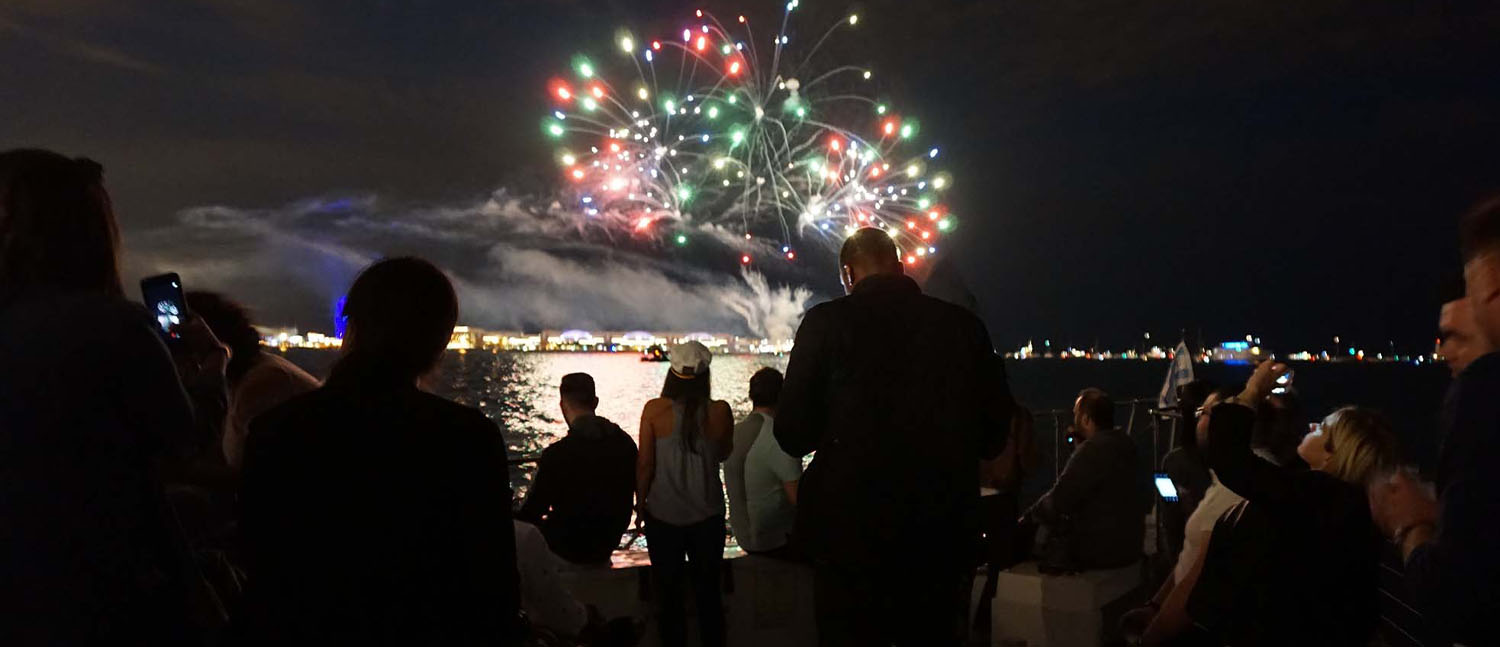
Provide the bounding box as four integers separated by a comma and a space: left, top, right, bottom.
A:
640, 345, 669, 362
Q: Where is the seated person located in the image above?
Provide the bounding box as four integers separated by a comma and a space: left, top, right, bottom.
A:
1123, 387, 1245, 639
518, 373, 638, 564
1024, 388, 1148, 571
186, 290, 321, 472
740, 369, 801, 556
1160, 381, 1218, 558
726, 368, 781, 552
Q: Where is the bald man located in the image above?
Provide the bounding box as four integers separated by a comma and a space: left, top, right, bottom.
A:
775, 228, 1015, 647
1437, 298, 1489, 377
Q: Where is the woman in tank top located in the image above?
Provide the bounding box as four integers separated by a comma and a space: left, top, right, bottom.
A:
636, 341, 734, 647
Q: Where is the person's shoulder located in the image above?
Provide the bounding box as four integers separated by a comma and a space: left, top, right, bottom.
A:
253, 352, 321, 386
415, 390, 496, 430
917, 293, 985, 328
735, 412, 765, 432
1457, 352, 1500, 396
799, 299, 843, 326
253, 384, 332, 426
642, 397, 674, 414
598, 416, 636, 445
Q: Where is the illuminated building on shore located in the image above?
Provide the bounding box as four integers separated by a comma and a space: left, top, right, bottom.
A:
258, 324, 1426, 364
258, 325, 790, 355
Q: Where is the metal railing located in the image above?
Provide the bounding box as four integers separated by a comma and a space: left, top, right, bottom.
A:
1028, 397, 1178, 486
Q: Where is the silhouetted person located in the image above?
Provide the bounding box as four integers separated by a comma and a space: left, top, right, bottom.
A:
1026, 388, 1149, 571
235, 257, 521, 644
775, 228, 1013, 647
1159, 380, 1218, 559
636, 341, 733, 647
726, 368, 779, 552
186, 291, 320, 472
740, 368, 803, 557
0, 149, 229, 645
517, 372, 638, 564
1372, 197, 1500, 644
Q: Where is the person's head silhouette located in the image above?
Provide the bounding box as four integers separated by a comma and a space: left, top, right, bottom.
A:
330, 257, 458, 387
0, 149, 120, 307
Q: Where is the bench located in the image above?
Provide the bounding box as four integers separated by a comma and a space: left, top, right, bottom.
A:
987, 561, 1142, 647
558, 546, 817, 647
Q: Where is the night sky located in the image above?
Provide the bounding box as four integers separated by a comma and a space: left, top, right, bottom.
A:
5, 0, 1499, 353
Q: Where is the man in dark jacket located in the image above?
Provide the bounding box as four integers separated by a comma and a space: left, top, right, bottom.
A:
517, 372, 638, 564
1371, 197, 1500, 644
774, 228, 1014, 647
1026, 388, 1148, 571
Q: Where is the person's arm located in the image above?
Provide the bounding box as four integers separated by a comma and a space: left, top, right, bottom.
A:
774, 307, 831, 458
973, 320, 1015, 461
767, 430, 804, 505
171, 315, 231, 459
1121, 573, 1177, 640
466, 414, 522, 639
1397, 374, 1500, 641
1208, 361, 1295, 505
1204, 403, 1295, 506
1142, 530, 1210, 645
708, 401, 734, 462
117, 314, 197, 460
1030, 437, 1111, 521
636, 402, 658, 505
516, 449, 554, 523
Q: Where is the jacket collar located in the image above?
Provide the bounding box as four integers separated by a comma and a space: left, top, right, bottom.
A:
851, 273, 920, 296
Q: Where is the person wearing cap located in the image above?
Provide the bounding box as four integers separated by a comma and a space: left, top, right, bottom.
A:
636, 341, 734, 647
517, 372, 638, 565
774, 228, 1014, 647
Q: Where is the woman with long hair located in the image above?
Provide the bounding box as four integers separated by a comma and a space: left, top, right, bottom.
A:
234, 257, 521, 644
636, 341, 734, 647
0, 149, 229, 644
1143, 362, 1398, 646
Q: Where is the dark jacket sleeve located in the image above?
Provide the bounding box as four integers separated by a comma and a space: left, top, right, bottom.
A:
115, 312, 200, 459
515, 447, 554, 523
973, 317, 1014, 460
775, 305, 832, 458
463, 413, 522, 639
1204, 402, 1295, 506
1403, 364, 1500, 642
1032, 436, 1112, 521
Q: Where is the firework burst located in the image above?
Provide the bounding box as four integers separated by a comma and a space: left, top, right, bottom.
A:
543, 2, 957, 267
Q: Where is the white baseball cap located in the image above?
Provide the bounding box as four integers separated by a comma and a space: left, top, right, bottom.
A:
669, 341, 712, 378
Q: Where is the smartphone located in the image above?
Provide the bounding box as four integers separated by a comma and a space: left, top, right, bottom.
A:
1153, 473, 1179, 502
1272, 369, 1295, 394
140, 272, 187, 341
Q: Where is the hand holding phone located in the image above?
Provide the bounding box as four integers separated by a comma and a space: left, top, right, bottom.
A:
141, 273, 186, 340
140, 272, 229, 381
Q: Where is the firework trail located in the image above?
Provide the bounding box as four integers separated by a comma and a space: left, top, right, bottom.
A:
542, 2, 958, 269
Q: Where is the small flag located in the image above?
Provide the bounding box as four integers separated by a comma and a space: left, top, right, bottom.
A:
1158, 342, 1195, 409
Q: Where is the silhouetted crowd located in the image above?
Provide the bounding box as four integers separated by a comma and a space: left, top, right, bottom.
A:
4, 148, 1498, 647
